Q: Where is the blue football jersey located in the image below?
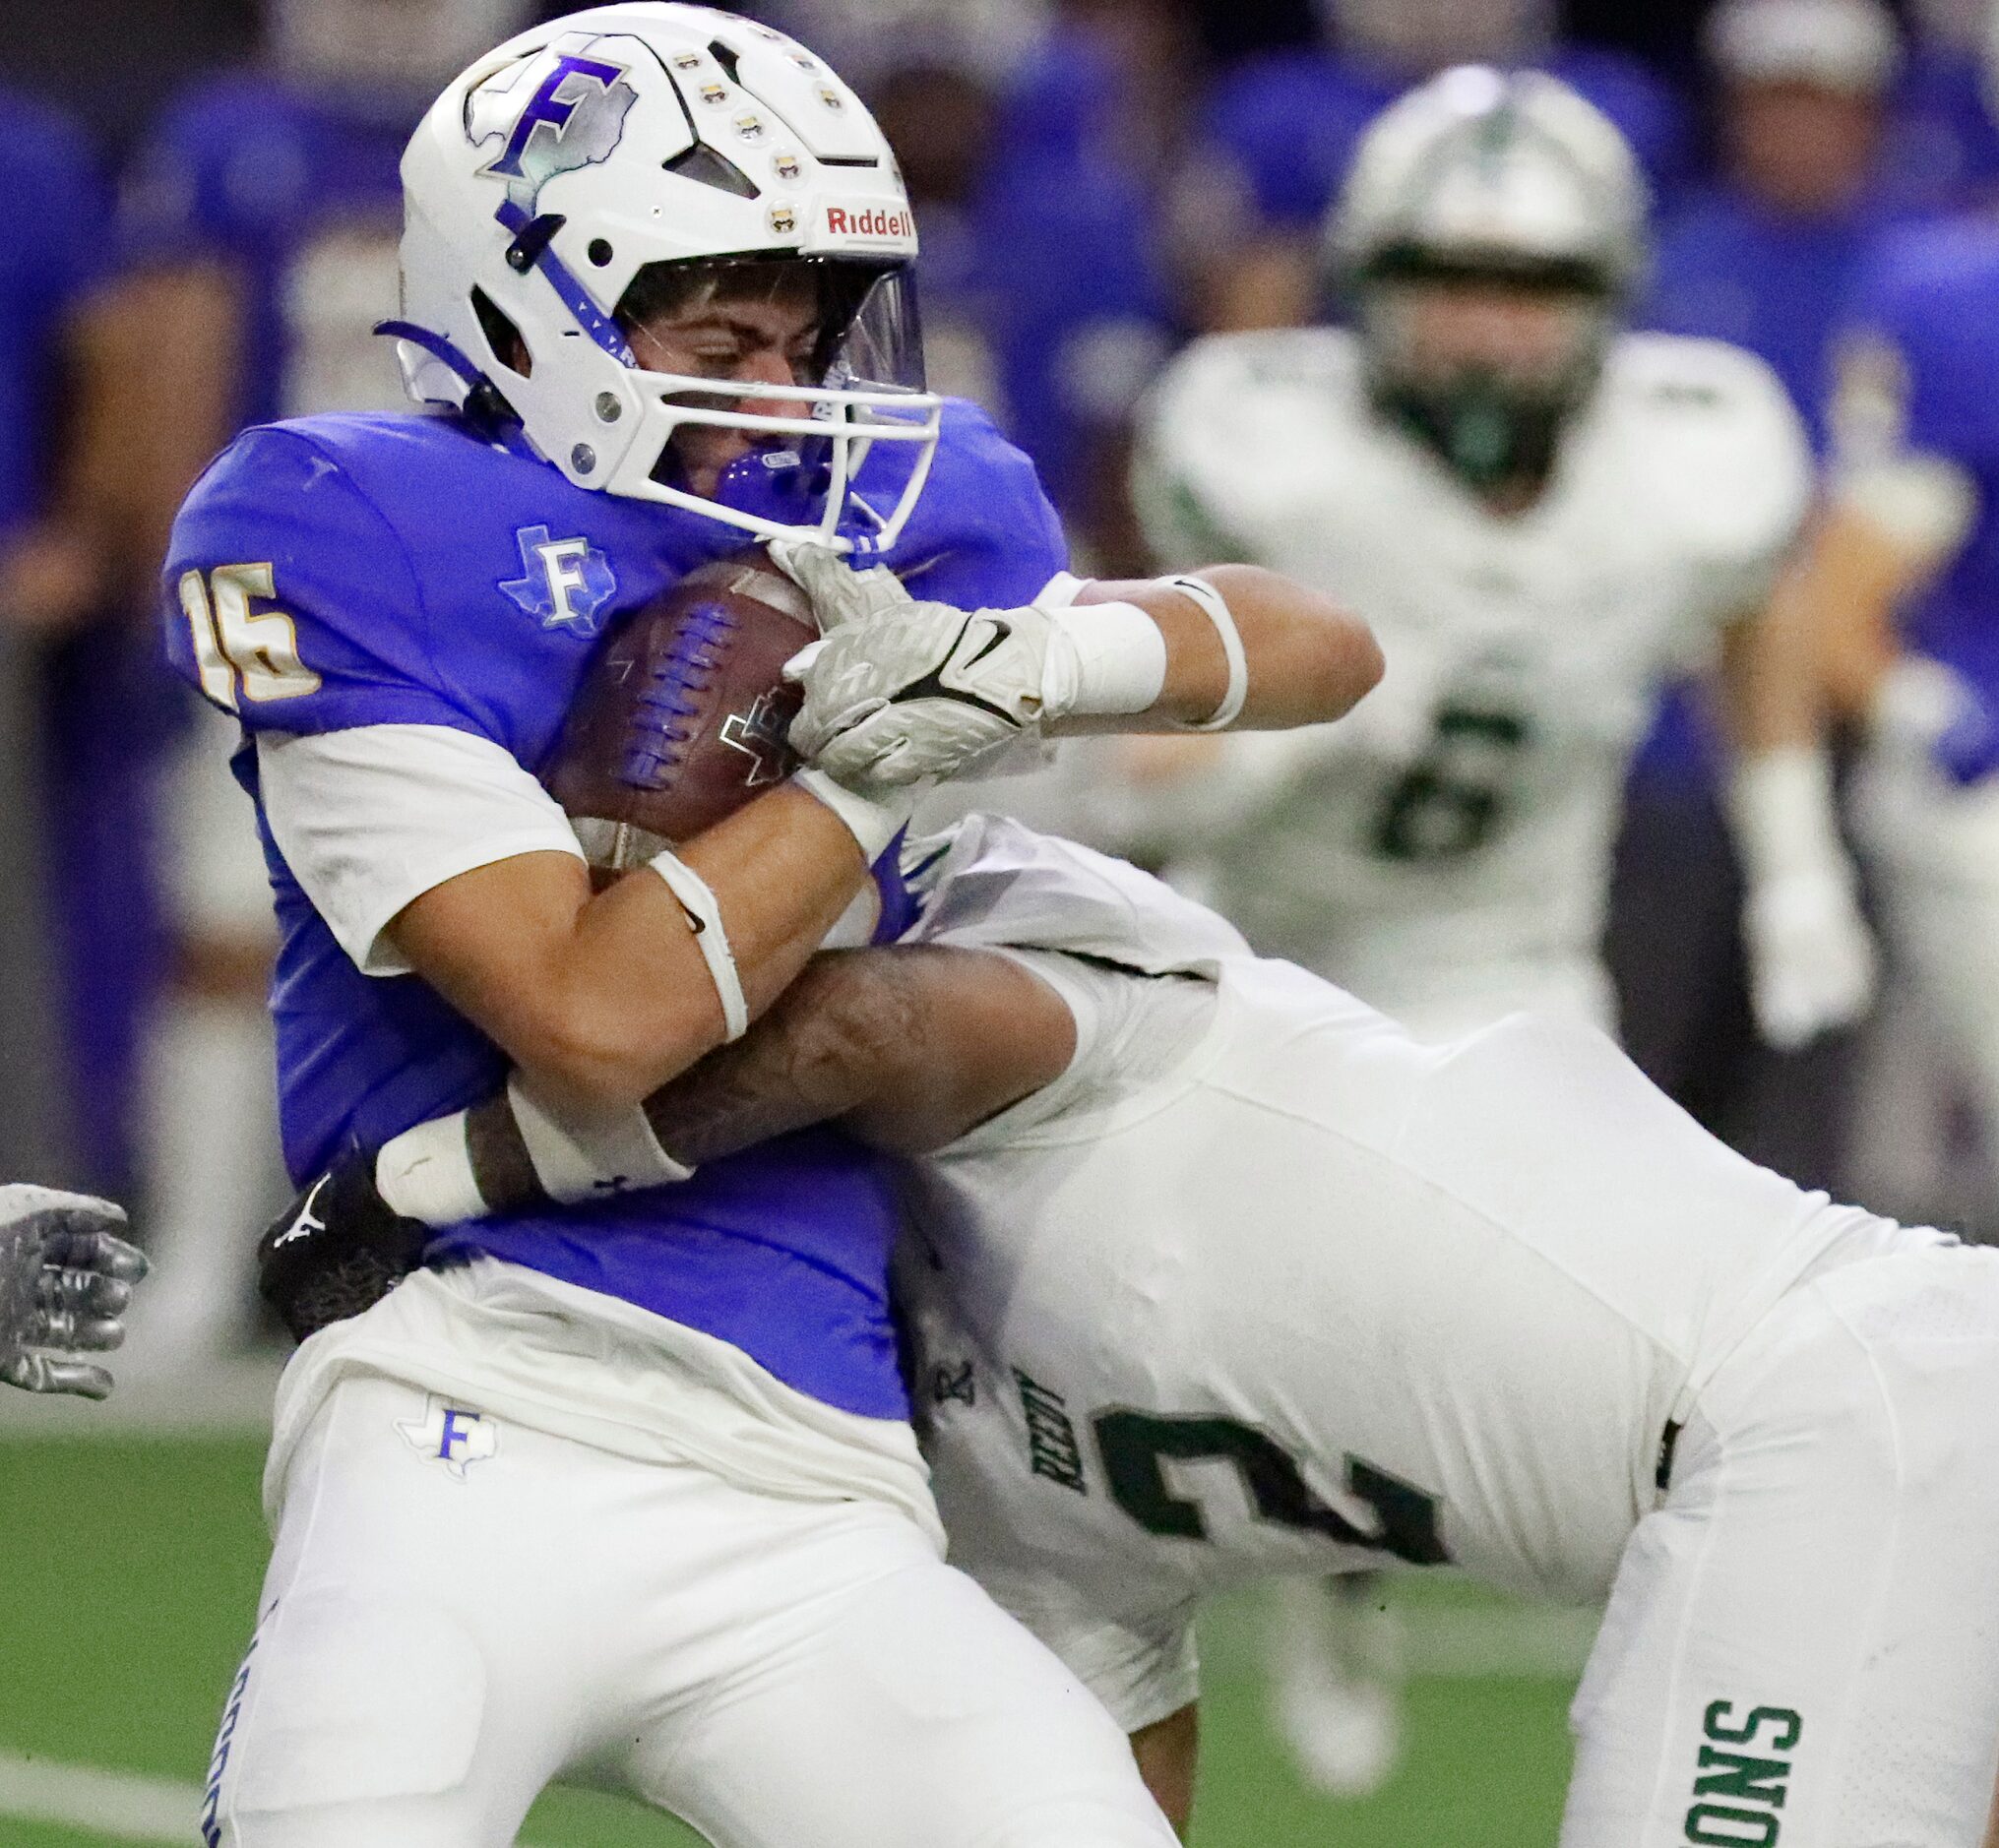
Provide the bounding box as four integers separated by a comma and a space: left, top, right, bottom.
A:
119, 72, 411, 428
162, 397, 1068, 1418
1842, 218, 1999, 707
1647, 187, 1895, 455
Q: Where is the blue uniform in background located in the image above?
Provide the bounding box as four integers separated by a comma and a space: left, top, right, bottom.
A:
119, 71, 413, 426
1648, 188, 1896, 456
914, 25, 1174, 523
1880, 46, 1999, 216
1843, 216, 1999, 716
0, 92, 142, 1197
163, 397, 1067, 1418
0, 91, 105, 536
1201, 43, 1690, 237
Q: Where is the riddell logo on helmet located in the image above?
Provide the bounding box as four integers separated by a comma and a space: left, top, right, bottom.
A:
826, 206, 912, 240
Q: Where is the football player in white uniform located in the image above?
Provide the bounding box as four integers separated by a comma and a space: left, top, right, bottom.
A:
325, 816, 1999, 1847
1117, 66, 1878, 1785
1124, 67, 1872, 1050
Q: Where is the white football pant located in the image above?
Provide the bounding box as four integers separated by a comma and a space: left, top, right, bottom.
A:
204, 1374, 1177, 1848
1563, 1236, 1999, 1846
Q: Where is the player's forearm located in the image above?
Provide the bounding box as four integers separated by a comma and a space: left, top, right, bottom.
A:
372, 948, 1071, 1227
1075, 568, 1383, 732
394, 784, 872, 1109
378, 952, 911, 1226
1718, 556, 1833, 760
1129, 1704, 1199, 1841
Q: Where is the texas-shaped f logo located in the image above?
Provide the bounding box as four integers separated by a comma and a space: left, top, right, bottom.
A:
398, 1395, 499, 1480
469, 35, 639, 212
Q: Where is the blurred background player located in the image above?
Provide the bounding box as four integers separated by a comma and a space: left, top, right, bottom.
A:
75, 0, 538, 1371
0, 92, 116, 1196
1615, 0, 1903, 1190
1116, 68, 1875, 1794
1784, 167, 1999, 1236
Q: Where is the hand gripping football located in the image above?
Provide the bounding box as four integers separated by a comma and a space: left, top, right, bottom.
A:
545, 548, 818, 870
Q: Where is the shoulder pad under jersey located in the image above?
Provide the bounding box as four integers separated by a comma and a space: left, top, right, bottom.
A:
1605, 333, 1812, 608
1134, 328, 1361, 569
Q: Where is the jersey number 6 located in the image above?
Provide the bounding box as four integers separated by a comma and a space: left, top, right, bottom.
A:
179, 564, 322, 711
1094, 1409, 1450, 1567
1372, 703, 1531, 863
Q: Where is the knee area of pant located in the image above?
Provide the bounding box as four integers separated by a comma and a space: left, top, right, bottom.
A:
211, 1585, 489, 1819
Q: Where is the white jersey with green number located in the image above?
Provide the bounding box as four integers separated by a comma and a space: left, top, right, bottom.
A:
899, 819, 1879, 1734
1128, 328, 1811, 1035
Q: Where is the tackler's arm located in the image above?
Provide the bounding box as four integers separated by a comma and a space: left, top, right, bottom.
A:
260, 948, 1075, 1339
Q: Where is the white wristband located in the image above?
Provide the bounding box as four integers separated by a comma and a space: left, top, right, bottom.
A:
1726, 746, 1848, 891
375, 1114, 485, 1227
792, 767, 910, 863
506, 1074, 693, 1202
1041, 599, 1169, 717
649, 849, 749, 1042
1164, 576, 1249, 732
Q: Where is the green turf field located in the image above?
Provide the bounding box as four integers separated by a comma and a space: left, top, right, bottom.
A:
0, 1431, 1585, 1845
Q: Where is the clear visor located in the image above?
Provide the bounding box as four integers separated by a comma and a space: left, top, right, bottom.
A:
616, 258, 939, 551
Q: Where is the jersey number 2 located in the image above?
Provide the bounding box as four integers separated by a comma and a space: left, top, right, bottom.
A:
179, 564, 321, 710
1093, 1410, 1450, 1566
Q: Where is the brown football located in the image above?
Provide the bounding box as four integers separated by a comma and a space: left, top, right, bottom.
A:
545, 547, 818, 870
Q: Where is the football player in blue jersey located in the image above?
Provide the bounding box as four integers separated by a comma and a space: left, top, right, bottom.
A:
1781, 207, 1999, 1224
162, 9, 1380, 1844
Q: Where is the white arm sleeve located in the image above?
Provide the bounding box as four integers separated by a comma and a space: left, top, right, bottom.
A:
257, 723, 584, 977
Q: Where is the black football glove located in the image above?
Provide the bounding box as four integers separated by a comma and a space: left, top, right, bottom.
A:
258, 1153, 429, 1342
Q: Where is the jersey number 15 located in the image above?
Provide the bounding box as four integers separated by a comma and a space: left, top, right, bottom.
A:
179, 565, 322, 711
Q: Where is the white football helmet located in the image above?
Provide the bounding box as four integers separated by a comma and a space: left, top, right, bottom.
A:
1329, 65, 1647, 291
390, 2, 942, 550
1326, 66, 1648, 491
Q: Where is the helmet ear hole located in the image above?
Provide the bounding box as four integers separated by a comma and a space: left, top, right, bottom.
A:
472, 286, 531, 377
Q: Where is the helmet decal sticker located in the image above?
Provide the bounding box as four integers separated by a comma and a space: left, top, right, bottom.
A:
470, 38, 639, 213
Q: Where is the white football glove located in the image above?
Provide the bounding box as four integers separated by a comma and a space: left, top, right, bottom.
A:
770, 543, 1166, 792
1741, 869, 1878, 1051
1728, 748, 1878, 1051
773, 541, 1052, 790
0, 1185, 147, 1400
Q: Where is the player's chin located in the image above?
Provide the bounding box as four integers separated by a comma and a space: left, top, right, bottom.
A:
669, 431, 767, 504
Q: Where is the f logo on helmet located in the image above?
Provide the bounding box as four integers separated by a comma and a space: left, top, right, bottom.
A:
469, 37, 639, 211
